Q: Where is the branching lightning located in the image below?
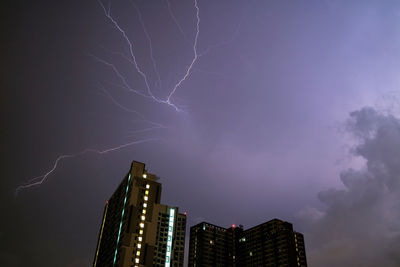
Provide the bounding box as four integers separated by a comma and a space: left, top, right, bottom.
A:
96, 0, 200, 111
131, 0, 163, 90
15, 138, 158, 196
164, 0, 188, 42
96, 0, 201, 111
167, 0, 200, 104
17, 0, 232, 195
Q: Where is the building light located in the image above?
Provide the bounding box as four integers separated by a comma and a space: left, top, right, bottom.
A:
136, 251, 140, 256
138, 237, 142, 242
142, 209, 146, 214
140, 223, 144, 228
143, 203, 147, 208
165, 208, 175, 267
113, 173, 131, 266
135, 258, 139, 263
144, 196, 148, 201
143, 174, 147, 178
137, 243, 141, 249
146, 184, 150, 189
141, 215, 146, 221
145, 190, 149, 195
139, 230, 143, 235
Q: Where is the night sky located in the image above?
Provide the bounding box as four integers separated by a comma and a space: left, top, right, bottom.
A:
2, 0, 400, 266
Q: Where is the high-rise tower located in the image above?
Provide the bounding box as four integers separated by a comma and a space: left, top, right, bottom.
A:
188, 222, 242, 266
189, 219, 307, 267
93, 161, 186, 267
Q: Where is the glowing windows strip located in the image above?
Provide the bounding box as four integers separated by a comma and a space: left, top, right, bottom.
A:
113, 173, 131, 266
165, 208, 175, 267
135, 183, 150, 266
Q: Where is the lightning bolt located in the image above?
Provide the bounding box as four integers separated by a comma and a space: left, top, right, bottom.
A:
15, 138, 159, 196
131, 0, 163, 91
16, 0, 202, 194
166, 0, 200, 104
96, 0, 201, 111
164, 0, 188, 42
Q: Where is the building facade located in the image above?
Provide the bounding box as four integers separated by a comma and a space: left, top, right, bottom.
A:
188, 222, 239, 267
93, 161, 186, 267
189, 219, 307, 267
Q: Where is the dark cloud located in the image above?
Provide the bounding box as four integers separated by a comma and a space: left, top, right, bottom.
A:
301, 107, 400, 267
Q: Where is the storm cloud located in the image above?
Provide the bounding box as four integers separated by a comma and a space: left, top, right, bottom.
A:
303, 107, 400, 267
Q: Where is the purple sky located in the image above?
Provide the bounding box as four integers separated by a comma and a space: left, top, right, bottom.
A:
2, 0, 400, 266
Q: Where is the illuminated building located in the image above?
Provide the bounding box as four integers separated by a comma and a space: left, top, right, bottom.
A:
189, 219, 307, 267
93, 161, 186, 267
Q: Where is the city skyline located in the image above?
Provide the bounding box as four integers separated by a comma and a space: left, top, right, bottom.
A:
2, 0, 400, 266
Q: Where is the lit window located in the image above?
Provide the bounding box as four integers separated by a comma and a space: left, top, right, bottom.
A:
145, 190, 149, 195
250, 252, 253, 256
143, 174, 147, 178
144, 196, 148, 201
210, 240, 213, 244
140, 223, 144, 228
143, 203, 147, 208
138, 237, 142, 242
139, 230, 143, 235
137, 243, 141, 249
141, 215, 146, 221
136, 251, 140, 256
135, 258, 139, 263
142, 209, 146, 214
146, 184, 150, 189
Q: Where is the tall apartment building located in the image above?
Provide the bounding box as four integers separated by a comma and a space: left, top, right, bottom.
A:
188, 222, 242, 267
189, 219, 307, 267
93, 161, 186, 267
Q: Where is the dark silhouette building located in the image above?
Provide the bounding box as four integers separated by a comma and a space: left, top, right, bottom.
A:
188, 222, 239, 266
189, 219, 307, 267
93, 161, 186, 267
